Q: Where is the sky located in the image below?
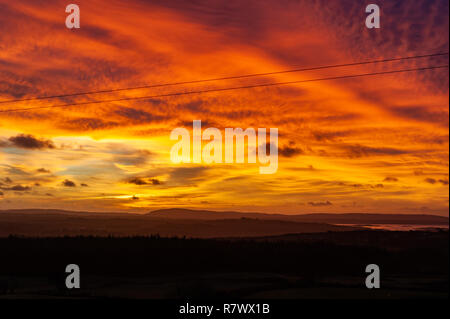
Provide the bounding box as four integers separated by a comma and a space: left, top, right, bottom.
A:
0, 0, 448, 215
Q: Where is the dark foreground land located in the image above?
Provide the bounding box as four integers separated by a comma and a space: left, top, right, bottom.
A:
0, 230, 448, 299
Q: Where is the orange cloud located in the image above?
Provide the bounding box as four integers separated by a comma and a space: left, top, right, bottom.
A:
0, 0, 448, 215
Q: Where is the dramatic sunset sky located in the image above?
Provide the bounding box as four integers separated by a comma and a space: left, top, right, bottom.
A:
0, 0, 448, 215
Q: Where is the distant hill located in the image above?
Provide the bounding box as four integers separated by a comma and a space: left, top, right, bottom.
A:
1, 208, 448, 225
148, 208, 449, 225
0, 210, 359, 238
0, 209, 447, 238
0, 209, 125, 217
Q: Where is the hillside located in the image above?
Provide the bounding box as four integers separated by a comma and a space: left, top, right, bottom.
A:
148, 208, 449, 225
0, 210, 359, 238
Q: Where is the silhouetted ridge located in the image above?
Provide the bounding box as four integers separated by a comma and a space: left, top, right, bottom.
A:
148, 208, 449, 225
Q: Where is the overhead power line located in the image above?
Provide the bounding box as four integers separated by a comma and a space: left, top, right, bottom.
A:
0, 52, 448, 105
0, 64, 447, 114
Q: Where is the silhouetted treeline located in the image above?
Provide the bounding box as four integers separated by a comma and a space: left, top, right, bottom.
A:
1, 231, 448, 278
